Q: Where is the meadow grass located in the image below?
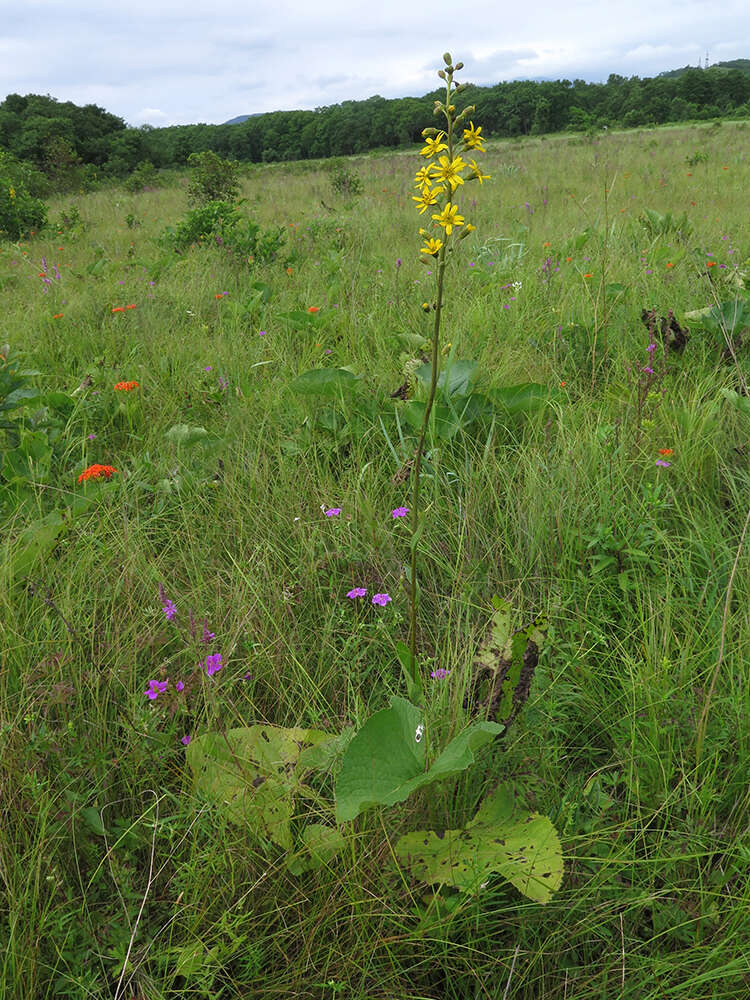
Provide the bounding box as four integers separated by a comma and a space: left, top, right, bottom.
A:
1, 121, 749, 999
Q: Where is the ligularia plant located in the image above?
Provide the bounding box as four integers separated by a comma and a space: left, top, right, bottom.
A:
407, 53, 491, 667
187, 54, 562, 905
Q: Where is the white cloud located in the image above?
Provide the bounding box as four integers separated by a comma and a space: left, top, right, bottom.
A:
0, 1, 748, 125
132, 108, 170, 126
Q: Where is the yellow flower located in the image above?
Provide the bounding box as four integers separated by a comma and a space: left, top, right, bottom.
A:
431, 202, 465, 236
8, 186, 15, 200
420, 132, 448, 157
468, 159, 491, 183
420, 237, 443, 256
435, 154, 466, 192
463, 121, 485, 151
412, 185, 444, 215
414, 164, 436, 189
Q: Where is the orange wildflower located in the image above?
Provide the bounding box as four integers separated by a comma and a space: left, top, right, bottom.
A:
560, 381, 566, 388
583, 273, 593, 278
112, 306, 125, 313
113, 380, 140, 392
565, 257, 572, 262
543, 241, 550, 247
706, 261, 717, 268
286, 266, 293, 275
125, 303, 136, 310
78, 464, 118, 483
52, 313, 64, 319
308, 306, 320, 313
658, 449, 673, 456
666, 262, 674, 268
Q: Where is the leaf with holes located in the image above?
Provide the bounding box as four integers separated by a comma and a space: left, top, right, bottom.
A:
186, 725, 332, 849
394, 784, 563, 903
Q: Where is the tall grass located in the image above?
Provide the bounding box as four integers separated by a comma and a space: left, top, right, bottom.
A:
1, 120, 749, 998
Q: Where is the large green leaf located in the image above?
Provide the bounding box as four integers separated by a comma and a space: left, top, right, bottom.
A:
335, 697, 502, 822
487, 383, 557, 417
415, 360, 478, 398
394, 784, 563, 903
187, 725, 332, 849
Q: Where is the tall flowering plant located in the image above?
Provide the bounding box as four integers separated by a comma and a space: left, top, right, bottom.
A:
408, 53, 490, 664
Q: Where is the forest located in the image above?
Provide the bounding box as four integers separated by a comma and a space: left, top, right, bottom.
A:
1, 63, 749, 190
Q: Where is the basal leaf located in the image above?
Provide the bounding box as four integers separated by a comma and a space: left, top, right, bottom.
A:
334, 699, 502, 823
187, 725, 330, 850
394, 784, 563, 903
335, 697, 424, 822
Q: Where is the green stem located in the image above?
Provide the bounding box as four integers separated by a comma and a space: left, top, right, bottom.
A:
408, 246, 447, 663
408, 74, 454, 667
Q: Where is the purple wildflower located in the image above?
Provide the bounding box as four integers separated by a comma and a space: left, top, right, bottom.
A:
202, 619, 215, 645
430, 668, 451, 680
647, 342, 657, 355
162, 598, 177, 621
203, 652, 223, 676
145, 679, 168, 700
325, 507, 341, 517
176, 680, 184, 692
642, 366, 654, 375
181, 734, 191, 746
347, 587, 367, 599
371, 593, 392, 607
656, 460, 671, 468
391, 506, 409, 518
259, 330, 267, 336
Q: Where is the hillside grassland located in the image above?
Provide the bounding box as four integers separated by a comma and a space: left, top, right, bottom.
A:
1, 121, 749, 999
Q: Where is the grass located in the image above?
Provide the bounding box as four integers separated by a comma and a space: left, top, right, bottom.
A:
1, 119, 749, 999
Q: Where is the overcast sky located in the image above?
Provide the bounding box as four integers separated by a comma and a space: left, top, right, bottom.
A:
1, 0, 748, 126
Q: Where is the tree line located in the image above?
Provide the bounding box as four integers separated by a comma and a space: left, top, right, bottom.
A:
1, 66, 749, 189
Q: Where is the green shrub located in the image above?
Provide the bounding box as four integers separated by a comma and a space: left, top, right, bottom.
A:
164, 200, 285, 263
0, 175, 47, 240
187, 151, 240, 205
124, 159, 159, 193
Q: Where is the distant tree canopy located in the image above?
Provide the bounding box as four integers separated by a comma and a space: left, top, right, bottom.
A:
1, 64, 749, 188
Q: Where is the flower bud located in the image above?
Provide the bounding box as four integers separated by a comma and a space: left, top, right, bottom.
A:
421, 128, 439, 137
438, 69, 446, 80
455, 61, 464, 71
443, 52, 452, 65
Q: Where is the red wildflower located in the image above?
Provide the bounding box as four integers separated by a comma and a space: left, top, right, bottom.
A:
112, 306, 125, 313
77, 464, 118, 483
583, 273, 593, 278
658, 449, 673, 456
52, 313, 64, 319
308, 306, 320, 313
125, 303, 136, 310
113, 380, 140, 391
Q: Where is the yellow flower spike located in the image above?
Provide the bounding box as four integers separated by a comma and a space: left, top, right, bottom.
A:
435, 154, 466, 192
468, 159, 491, 184
463, 121, 485, 151
431, 202, 465, 236
420, 237, 444, 256
412, 185, 444, 215
420, 132, 448, 157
